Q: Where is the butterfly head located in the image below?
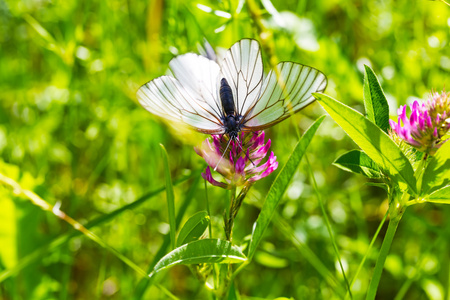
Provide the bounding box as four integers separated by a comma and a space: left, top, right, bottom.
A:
223, 115, 240, 140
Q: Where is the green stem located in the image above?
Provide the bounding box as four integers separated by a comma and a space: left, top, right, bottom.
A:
218, 187, 236, 299
405, 197, 427, 206
220, 184, 251, 297
225, 187, 237, 241
205, 180, 213, 238
365, 209, 404, 300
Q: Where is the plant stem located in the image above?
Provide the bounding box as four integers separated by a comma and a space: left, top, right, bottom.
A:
205, 179, 213, 238
221, 184, 252, 298
218, 187, 236, 299
225, 187, 237, 241
365, 207, 404, 300
225, 184, 252, 239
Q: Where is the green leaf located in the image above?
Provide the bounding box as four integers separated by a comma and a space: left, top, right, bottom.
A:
426, 185, 450, 204
176, 211, 210, 247
421, 141, 450, 195
363, 65, 390, 133
160, 144, 176, 250
150, 239, 247, 277
314, 93, 417, 196
334, 150, 382, 178
248, 116, 325, 260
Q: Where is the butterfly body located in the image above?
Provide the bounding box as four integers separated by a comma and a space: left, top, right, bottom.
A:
137, 39, 327, 138
220, 78, 242, 139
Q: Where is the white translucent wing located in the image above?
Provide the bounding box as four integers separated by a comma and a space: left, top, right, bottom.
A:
220, 39, 264, 116
243, 62, 327, 130
137, 75, 225, 134
169, 53, 223, 118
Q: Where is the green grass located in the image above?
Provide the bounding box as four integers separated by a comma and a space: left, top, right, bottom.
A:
0, 0, 449, 299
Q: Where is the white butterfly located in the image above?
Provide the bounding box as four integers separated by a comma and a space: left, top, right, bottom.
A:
137, 39, 327, 139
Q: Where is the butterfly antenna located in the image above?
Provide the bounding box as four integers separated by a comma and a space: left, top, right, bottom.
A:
214, 137, 233, 171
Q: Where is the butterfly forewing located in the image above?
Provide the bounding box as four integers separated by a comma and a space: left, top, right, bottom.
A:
137, 76, 225, 134
220, 39, 264, 117
242, 62, 327, 130
169, 53, 223, 118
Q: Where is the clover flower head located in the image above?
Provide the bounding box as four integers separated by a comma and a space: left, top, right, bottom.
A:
389, 90, 450, 155
194, 131, 278, 189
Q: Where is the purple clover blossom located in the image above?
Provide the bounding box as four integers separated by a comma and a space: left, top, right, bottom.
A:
194, 131, 278, 189
425, 91, 450, 137
389, 90, 450, 155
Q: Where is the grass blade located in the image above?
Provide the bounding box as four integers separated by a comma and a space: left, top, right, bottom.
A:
160, 144, 176, 250
247, 116, 325, 260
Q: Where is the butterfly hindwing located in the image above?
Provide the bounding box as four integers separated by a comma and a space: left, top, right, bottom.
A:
242, 61, 327, 130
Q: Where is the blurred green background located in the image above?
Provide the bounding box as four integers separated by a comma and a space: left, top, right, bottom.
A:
0, 0, 449, 299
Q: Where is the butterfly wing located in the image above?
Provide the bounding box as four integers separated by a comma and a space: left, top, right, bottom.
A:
242, 62, 327, 130
138, 39, 327, 135
220, 39, 264, 116
137, 54, 225, 134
